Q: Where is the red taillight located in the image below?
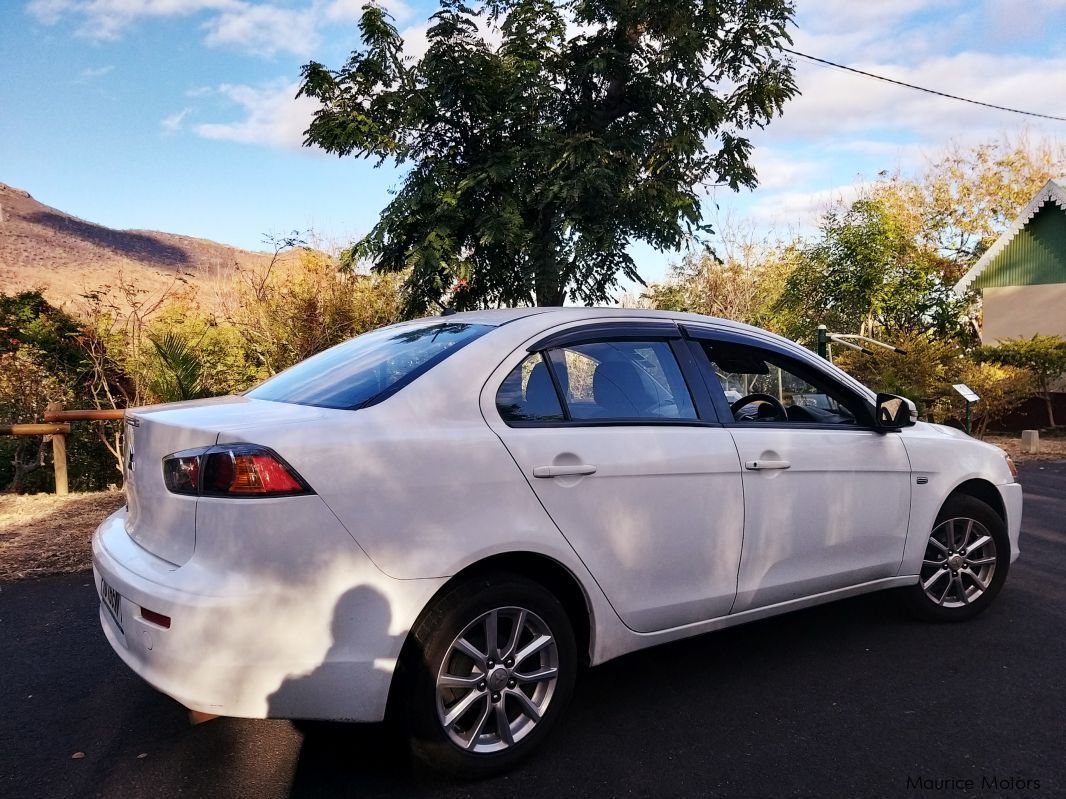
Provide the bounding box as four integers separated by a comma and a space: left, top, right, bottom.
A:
206, 451, 305, 495
163, 445, 311, 498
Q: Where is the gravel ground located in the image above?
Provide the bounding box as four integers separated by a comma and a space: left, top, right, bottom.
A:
0, 491, 124, 581
983, 432, 1066, 462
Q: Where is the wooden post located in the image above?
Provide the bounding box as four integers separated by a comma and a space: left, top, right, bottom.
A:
46, 402, 69, 496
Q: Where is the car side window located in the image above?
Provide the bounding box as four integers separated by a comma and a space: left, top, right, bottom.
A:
496, 353, 566, 422
701, 341, 867, 426
548, 340, 697, 421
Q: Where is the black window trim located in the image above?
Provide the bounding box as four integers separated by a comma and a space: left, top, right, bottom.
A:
498, 321, 722, 427
527, 321, 680, 352
680, 325, 880, 431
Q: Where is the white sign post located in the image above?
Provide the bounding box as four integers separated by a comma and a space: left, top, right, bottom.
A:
953, 384, 980, 434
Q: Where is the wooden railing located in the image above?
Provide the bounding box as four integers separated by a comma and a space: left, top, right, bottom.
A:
43, 409, 125, 423
1, 405, 125, 495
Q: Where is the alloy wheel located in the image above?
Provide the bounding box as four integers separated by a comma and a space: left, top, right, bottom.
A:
435, 606, 559, 753
919, 516, 998, 609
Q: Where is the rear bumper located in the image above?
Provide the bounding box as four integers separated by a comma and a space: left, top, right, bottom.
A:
92, 505, 444, 721
998, 481, 1023, 563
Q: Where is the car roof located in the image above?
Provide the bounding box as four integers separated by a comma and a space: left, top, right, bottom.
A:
422, 307, 877, 403
423, 306, 758, 334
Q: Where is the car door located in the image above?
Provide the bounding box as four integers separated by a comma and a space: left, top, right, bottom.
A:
482, 321, 745, 633
685, 327, 913, 613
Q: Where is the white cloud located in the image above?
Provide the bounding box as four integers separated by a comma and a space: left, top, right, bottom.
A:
749, 147, 822, 191
27, 0, 76, 24
768, 52, 1066, 145
192, 80, 318, 149
24, 0, 409, 56
202, 3, 319, 56
326, 0, 412, 25
397, 21, 431, 61
28, 0, 239, 40
746, 182, 867, 230
161, 107, 192, 133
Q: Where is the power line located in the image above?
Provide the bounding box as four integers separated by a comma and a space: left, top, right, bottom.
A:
782, 48, 1066, 123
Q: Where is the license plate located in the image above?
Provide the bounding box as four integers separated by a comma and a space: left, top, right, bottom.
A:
99, 578, 124, 634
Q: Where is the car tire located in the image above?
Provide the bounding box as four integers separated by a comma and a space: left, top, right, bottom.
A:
902, 494, 1010, 622
400, 573, 577, 779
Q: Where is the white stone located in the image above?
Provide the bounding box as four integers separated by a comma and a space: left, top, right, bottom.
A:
1021, 429, 1040, 454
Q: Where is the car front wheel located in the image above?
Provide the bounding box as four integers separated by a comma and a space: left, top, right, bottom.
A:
904, 494, 1010, 622
402, 574, 577, 778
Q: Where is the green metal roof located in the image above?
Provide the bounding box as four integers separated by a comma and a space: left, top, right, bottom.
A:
972, 204, 1066, 288
955, 177, 1066, 293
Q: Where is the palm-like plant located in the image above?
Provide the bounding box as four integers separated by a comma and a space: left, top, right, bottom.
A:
145, 333, 210, 402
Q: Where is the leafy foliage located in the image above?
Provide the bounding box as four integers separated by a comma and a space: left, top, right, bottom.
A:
946, 361, 1037, 437
916, 134, 1066, 269
224, 248, 404, 375
143, 333, 210, 403
835, 332, 964, 417
299, 0, 797, 311
0, 347, 72, 491
773, 198, 972, 344
0, 290, 84, 371
976, 335, 1066, 426
643, 245, 795, 328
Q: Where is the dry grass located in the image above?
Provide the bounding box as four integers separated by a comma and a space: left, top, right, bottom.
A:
0, 180, 283, 313
0, 491, 124, 581
983, 433, 1066, 462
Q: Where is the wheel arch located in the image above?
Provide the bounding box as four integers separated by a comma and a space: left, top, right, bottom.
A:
944, 478, 1007, 523
385, 551, 594, 720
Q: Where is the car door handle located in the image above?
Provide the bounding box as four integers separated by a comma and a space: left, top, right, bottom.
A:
533, 464, 597, 478
745, 459, 791, 471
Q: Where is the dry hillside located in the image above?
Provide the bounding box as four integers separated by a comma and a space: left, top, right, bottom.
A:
0, 181, 285, 312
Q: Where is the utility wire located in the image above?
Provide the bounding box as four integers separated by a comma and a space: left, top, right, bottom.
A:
782, 48, 1066, 123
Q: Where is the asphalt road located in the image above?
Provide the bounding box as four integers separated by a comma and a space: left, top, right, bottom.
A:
3, 462, 1064, 799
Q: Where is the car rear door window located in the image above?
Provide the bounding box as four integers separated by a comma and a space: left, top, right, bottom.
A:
496, 353, 566, 422
550, 340, 697, 421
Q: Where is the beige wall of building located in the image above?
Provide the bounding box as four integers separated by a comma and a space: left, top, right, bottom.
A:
982, 284, 1066, 345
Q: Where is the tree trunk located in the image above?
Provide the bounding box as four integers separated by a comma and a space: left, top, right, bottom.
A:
532, 207, 564, 306
535, 280, 564, 306
1045, 392, 1056, 428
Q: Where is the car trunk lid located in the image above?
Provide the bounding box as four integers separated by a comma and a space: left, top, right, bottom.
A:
124, 397, 328, 565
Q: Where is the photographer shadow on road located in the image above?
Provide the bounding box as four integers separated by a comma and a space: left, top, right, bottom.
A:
266, 585, 433, 797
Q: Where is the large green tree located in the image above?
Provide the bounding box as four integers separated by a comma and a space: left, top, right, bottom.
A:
299, 0, 797, 312
773, 198, 971, 344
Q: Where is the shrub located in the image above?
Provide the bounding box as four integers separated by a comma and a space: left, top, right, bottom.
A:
976, 335, 1066, 427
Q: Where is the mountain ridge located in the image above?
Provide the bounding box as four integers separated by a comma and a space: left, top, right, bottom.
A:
0, 181, 279, 312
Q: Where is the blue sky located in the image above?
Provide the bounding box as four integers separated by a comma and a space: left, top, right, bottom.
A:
3, 0, 1066, 293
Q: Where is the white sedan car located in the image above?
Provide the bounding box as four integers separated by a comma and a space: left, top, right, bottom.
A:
93, 308, 1022, 776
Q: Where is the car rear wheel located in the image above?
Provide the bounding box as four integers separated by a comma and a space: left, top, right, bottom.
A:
903, 494, 1010, 622
402, 574, 577, 778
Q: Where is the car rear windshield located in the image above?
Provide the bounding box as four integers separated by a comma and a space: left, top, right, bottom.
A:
247, 322, 493, 410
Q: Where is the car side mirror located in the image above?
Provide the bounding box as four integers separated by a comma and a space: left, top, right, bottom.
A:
875, 393, 917, 429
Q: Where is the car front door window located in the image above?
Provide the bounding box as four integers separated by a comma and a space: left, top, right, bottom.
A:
702, 341, 865, 425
